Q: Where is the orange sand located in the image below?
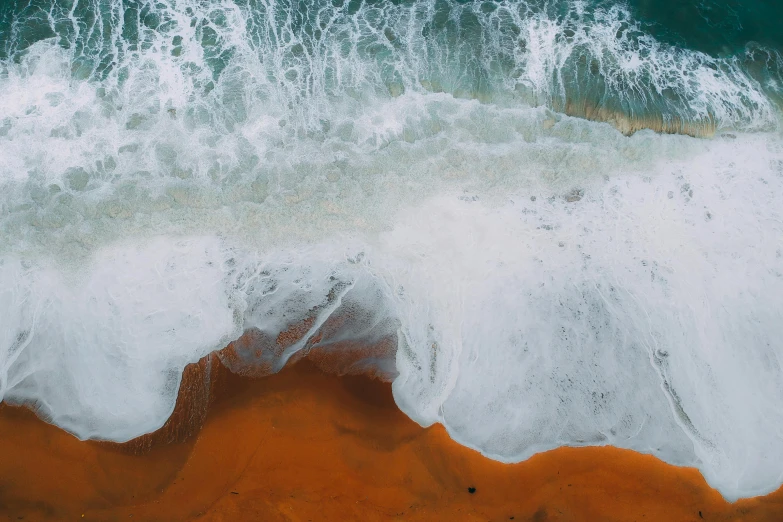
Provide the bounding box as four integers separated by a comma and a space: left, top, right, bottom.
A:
1, 355, 783, 521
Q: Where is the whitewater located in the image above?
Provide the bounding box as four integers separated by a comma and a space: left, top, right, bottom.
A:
1, 0, 782, 501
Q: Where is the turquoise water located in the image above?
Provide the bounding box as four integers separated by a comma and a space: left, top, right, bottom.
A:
1, 0, 781, 130
1, 0, 783, 503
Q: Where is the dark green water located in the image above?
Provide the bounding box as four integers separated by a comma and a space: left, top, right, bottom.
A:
629, 0, 783, 55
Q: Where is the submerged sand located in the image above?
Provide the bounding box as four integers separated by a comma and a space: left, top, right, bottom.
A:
1, 351, 782, 521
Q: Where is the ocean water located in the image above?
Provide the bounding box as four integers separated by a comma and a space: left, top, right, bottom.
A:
1, 0, 782, 501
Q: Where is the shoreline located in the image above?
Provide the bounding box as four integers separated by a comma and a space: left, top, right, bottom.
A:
2, 350, 783, 521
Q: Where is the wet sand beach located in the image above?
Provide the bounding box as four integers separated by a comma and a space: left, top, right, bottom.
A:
1, 349, 783, 522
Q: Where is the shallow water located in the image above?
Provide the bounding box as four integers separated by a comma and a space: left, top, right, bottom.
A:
1, 0, 782, 501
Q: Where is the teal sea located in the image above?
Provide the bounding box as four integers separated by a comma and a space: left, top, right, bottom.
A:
2, 0, 782, 133
1, 0, 782, 503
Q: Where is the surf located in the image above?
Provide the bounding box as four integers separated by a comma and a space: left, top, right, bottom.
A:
1, 0, 782, 502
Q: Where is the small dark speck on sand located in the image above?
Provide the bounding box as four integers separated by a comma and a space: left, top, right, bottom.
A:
231, 491, 239, 495
467, 487, 476, 494
699, 511, 703, 518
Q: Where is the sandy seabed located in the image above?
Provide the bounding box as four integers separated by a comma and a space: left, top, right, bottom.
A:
1, 347, 782, 522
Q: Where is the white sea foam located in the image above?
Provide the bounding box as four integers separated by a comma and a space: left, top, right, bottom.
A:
0, 238, 241, 441
1, 130, 782, 500
385, 135, 783, 500
1, 0, 783, 503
